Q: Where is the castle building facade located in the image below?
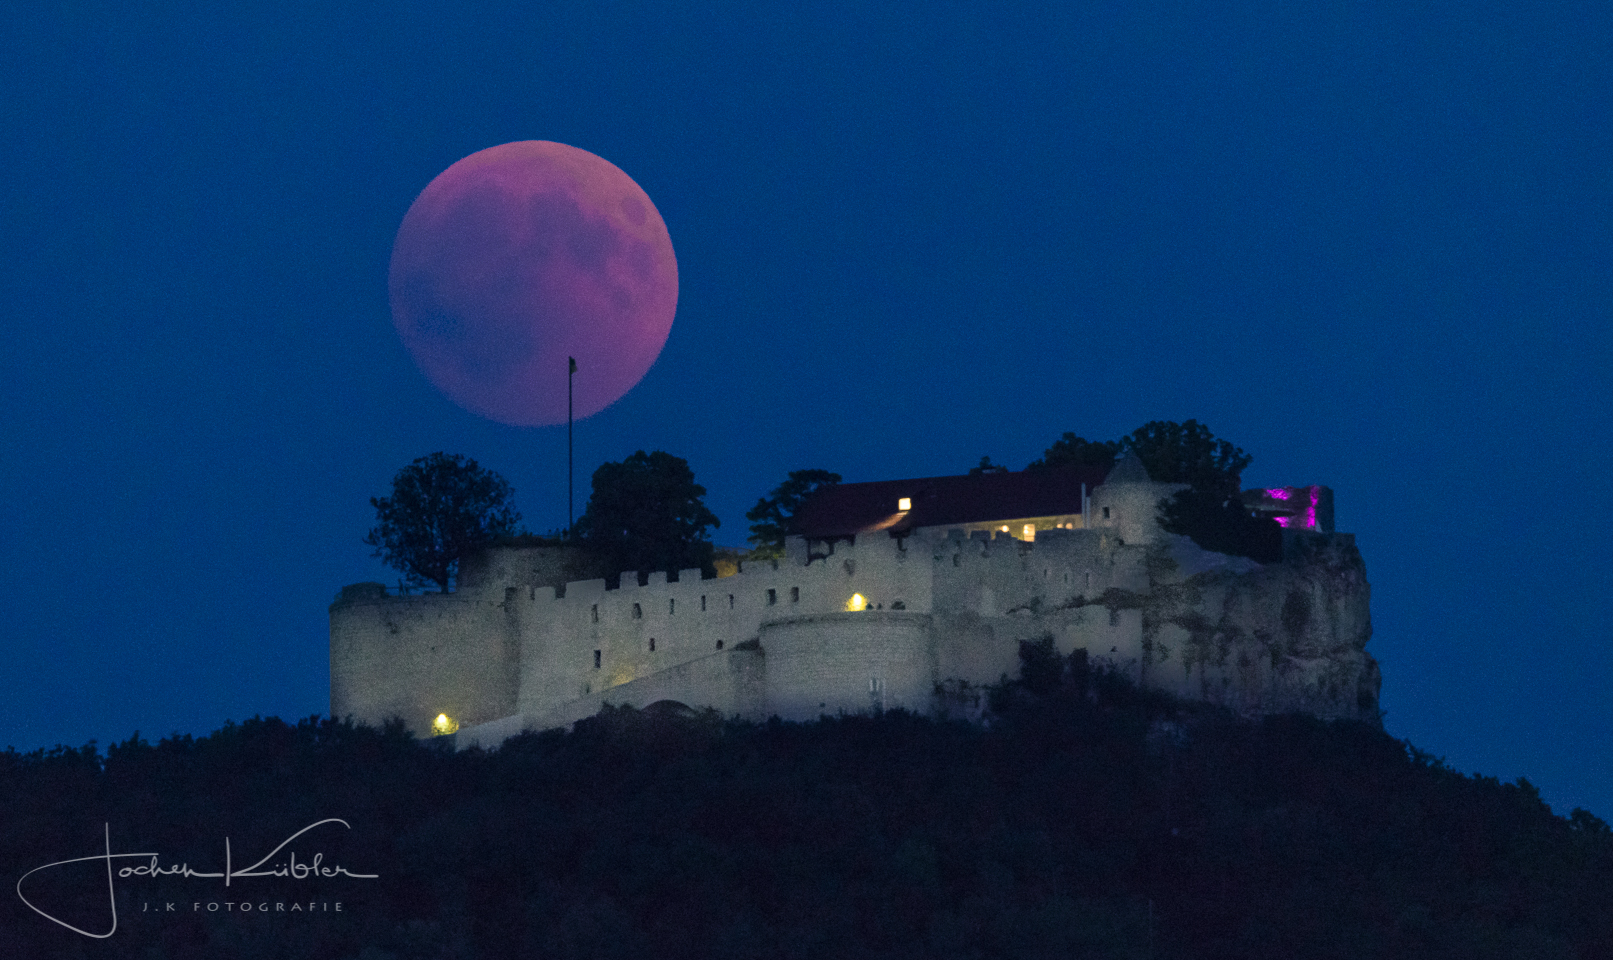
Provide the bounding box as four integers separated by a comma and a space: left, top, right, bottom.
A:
329, 458, 1377, 747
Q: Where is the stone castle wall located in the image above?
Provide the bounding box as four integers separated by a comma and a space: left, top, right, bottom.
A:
330, 478, 1378, 745
329, 587, 520, 732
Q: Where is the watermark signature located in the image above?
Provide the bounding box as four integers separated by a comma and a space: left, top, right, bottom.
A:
17, 819, 377, 939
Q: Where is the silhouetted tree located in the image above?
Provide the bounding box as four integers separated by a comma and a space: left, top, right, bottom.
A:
1159, 487, 1283, 562
576, 450, 720, 581
1025, 433, 1122, 471
1119, 419, 1250, 498
365, 452, 521, 592
745, 468, 840, 559
1571, 807, 1611, 835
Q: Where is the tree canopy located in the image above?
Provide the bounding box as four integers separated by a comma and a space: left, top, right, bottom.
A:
575, 450, 720, 581
745, 468, 841, 559
364, 452, 522, 592
1025, 433, 1122, 471
3, 657, 1607, 959
1026, 421, 1249, 491
1157, 486, 1282, 561
1119, 419, 1251, 497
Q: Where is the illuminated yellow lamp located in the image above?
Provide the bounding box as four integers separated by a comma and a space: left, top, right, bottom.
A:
845, 593, 868, 612
898, 497, 911, 511
1023, 523, 1036, 541
999, 525, 1009, 533
431, 713, 459, 736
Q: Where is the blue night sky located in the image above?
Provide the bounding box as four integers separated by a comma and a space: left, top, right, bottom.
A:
3, 2, 1609, 814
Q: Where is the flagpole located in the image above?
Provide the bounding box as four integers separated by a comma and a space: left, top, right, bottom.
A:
568, 357, 575, 536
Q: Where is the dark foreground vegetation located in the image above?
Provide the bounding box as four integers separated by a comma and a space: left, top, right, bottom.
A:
3, 646, 1610, 960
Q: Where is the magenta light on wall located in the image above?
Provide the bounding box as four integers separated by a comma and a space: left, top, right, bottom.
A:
1250, 485, 1332, 533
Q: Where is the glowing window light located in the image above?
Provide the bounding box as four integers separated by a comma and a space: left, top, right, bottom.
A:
431, 713, 459, 736
846, 593, 868, 612
1023, 524, 1035, 541
898, 497, 911, 511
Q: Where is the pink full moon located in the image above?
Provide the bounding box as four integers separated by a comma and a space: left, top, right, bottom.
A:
388, 141, 678, 425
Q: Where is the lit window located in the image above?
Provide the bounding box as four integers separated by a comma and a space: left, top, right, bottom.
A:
431, 714, 459, 736
1023, 524, 1035, 540
898, 497, 911, 511
846, 593, 868, 612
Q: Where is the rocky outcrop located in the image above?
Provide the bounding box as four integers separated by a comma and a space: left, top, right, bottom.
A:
1133, 533, 1378, 724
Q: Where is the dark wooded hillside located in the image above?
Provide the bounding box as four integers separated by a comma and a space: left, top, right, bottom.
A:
2, 645, 1608, 959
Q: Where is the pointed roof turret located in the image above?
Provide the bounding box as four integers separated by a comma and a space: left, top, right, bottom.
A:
1101, 451, 1152, 485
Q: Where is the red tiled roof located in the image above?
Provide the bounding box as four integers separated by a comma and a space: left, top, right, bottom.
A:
796, 465, 1113, 539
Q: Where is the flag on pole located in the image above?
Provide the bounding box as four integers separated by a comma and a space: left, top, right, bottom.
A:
570, 357, 578, 373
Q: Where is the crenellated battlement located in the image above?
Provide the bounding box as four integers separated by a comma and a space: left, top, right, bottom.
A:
331, 473, 1376, 745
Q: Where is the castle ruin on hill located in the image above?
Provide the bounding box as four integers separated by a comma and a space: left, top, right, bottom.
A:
329, 455, 1377, 747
